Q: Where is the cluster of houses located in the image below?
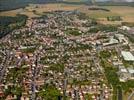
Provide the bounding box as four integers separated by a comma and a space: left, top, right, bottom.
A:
0, 10, 134, 100
64, 80, 111, 100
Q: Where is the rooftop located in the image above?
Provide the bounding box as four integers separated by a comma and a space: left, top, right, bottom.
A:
128, 68, 134, 74
121, 51, 134, 61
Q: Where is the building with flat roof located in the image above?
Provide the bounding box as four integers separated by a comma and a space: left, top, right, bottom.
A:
103, 36, 119, 46
121, 51, 134, 61
128, 68, 134, 79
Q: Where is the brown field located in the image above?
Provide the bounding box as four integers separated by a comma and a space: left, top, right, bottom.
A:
0, 4, 83, 18
0, 3, 134, 24
0, 9, 23, 17
25, 3, 82, 12
103, 6, 134, 23
78, 6, 134, 24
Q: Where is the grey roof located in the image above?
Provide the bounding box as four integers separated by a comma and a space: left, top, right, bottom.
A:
121, 51, 134, 61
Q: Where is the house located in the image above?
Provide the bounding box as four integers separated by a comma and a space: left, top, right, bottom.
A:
115, 34, 128, 44
127, 68, 134, 79
118, 66, 129, 82
120, 26, 130, 30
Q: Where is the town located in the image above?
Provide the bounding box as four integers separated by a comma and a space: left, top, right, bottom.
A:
0, 11, 134, 100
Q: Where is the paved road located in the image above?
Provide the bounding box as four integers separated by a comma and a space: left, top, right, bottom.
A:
118, 87, 123, 100
30, 50, 42, 100
0, 50, 10, 83
128, 91, 134, 100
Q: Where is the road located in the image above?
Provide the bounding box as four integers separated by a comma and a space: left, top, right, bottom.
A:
0, 50, 10, 83
117, 86, 123, 100
128, 91, 134, 100
30, 47, 42, 100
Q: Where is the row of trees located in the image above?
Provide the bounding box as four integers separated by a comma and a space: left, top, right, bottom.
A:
89, 25, 118, 33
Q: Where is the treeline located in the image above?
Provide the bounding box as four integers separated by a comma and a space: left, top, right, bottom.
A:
0, 15, 28, 38
89, 25, 118, 33
88, 7, 110, 12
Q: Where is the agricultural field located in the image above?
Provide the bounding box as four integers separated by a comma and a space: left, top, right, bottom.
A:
0, 3, 134, 24
0, 4, 83, 18
103, 6, 134, 22
78, 5, 134, 24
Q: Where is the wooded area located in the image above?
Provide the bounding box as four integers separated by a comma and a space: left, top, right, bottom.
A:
0, 15, 28, 38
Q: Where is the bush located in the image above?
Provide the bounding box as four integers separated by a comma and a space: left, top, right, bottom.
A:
107, 16, 122, 21
100, 50, 111, 59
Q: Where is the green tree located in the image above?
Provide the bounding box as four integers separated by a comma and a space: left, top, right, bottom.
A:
38, 84, 61, 100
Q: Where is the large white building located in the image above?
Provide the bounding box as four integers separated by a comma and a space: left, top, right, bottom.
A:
121, 51, 134, 61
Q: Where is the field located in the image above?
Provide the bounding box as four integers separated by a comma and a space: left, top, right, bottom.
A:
0, 4, 83, 17
78, 6, 134, 24
103, 6, 134, 23
0, 3, 134, 24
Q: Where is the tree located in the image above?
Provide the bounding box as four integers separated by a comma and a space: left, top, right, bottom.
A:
100, 50, 111, 59
38, 84, 61, 100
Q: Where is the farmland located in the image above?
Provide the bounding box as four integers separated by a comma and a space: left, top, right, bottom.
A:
0, 4, 83, 17
0, 3, 134, 25
78, 5, 134, 24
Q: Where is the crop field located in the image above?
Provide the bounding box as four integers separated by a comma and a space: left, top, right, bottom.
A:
103, 6, 134, 22
78, 5, 134, 24
0, 3, 134, 24
0, 4, 83, 17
